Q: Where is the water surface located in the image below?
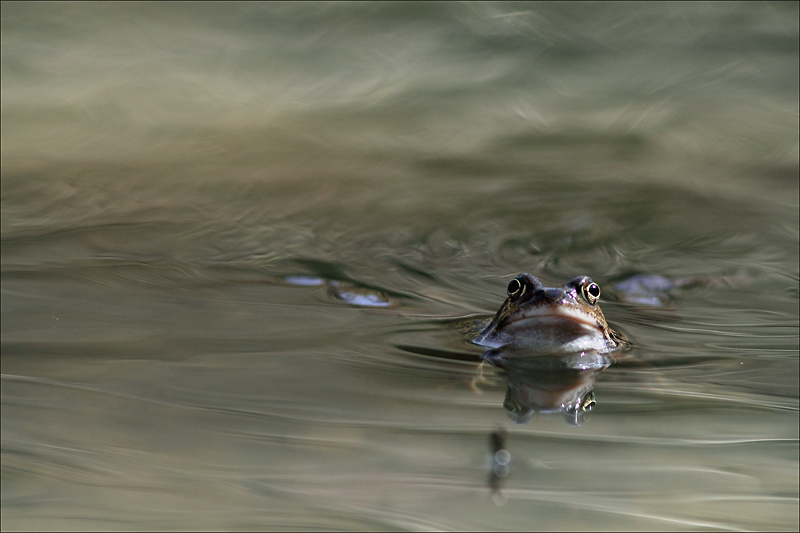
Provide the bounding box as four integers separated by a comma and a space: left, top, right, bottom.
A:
2, 3, 798, 531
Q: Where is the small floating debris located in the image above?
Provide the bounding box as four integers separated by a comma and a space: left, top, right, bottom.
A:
612, 274, 680, 306
283, 276, 326, 286
613, 272, 748, 306
283, 276, 393, 307
329, 282, 392, 307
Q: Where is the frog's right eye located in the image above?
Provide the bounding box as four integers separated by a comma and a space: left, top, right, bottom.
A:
581, 281, 601, 305
507, 277, 527, 300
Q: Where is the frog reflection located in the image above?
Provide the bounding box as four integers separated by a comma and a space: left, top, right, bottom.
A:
482, 348, 610, 425
474, 274, 626, 425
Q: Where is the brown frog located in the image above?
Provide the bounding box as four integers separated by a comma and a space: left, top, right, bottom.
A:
473, 274, 623, 354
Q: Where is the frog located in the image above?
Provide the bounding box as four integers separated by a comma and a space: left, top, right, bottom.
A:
472, 273, 624, 354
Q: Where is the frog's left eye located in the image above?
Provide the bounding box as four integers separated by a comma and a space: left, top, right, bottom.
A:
581, 280, 601, 305
507, 277, 527, 301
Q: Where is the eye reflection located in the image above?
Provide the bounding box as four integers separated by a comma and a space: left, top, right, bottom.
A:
581, 391, 596, 412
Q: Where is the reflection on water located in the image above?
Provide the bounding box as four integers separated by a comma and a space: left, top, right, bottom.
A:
488, 428, 511, 505
2, 2, 798, 531
482, 348, 610, 426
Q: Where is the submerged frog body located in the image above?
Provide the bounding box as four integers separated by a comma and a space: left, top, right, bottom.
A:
473, 274, 621, 353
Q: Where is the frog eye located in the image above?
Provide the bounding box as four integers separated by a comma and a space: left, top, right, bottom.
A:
507, 277, 526, 300
581, 281, 601, 305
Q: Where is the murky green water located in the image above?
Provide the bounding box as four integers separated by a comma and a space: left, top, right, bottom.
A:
2, 3, 798, 530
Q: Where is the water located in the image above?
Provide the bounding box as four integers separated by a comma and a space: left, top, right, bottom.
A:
2, 2, 798, 530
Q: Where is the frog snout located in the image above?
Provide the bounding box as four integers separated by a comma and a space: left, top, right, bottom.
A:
541, 288, 566, 301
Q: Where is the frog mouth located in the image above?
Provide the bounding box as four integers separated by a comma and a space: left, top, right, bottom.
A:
507, 307, 603, 331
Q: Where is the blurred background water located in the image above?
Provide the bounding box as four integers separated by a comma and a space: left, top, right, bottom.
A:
2, 2, 798, 530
